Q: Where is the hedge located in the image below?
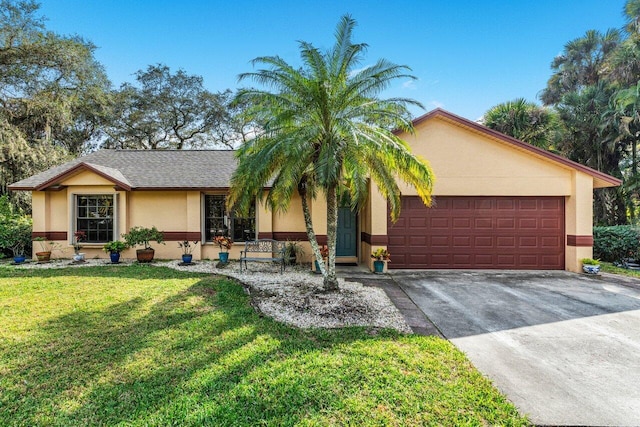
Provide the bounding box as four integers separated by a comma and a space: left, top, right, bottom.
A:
593, 225, 640, 262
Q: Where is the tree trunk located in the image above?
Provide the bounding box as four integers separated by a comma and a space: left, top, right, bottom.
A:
299, 186, 326, 276
323, 185, 339, 291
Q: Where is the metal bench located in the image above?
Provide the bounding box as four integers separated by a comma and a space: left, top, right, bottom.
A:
239, 239, 286, 273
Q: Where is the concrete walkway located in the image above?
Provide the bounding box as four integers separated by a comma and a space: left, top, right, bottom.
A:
389, 270, 640, 427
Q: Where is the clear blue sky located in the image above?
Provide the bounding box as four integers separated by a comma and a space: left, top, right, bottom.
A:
40, 0, 627, 121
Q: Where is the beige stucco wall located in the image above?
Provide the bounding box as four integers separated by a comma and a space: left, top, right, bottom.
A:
400, 118, 572, 196
372, 115, 598, 273
29, 116, 600, 272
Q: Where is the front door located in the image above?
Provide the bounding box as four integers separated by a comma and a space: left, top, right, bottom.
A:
336, 206, 357, 257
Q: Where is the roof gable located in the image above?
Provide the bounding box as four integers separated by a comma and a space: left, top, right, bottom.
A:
9, 149, 238, 191
400, 108, 621, 189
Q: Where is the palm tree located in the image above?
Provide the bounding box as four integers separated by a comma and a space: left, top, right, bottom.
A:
483, 98, 561, 149
228, 15, 434, 291
541, 29, 621, 105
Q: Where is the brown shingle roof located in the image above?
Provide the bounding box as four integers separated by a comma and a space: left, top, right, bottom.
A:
8, 149, 238, 190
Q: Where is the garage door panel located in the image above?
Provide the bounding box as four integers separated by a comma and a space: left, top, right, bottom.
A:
453, 218, 471, 228
474, 218, 493, 228
475, 236, 493, 247
388, 196, 564, 269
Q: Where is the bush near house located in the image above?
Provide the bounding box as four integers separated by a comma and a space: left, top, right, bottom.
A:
0, 196, 32, 257
593, 225, 640, 262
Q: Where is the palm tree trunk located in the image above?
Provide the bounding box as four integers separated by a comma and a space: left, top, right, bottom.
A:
324, 185, 339, 291
299, 187, 326, 276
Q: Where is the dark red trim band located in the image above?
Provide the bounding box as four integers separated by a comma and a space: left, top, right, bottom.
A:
567, 235, 593, 247
162, 232, 202, 241
32, 231, 67, 240
361, 232, 388, 245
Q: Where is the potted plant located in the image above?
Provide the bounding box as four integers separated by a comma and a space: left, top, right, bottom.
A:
178, 240, 199, 264
122, 226, 165, 263
581, 258, 601, 274
314, 245, 329, 274
103, 240, 128, 263
213, 235, 233, 263
72, 230, 86, 262
284, 240, 305, 265
33, 237, 61, 262
371, 248, 391, 274
1, 222, 31, 264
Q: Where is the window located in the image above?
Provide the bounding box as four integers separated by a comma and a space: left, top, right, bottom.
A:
204, 195, 255, 242
76, 195, 114, 243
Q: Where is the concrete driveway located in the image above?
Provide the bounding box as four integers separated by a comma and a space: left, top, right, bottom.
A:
390, 270, 640, 426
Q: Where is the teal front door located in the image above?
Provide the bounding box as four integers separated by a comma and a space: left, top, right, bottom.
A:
336, 207, 357, 257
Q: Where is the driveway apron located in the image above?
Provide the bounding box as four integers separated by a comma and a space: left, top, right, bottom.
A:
390, 270, 640, 426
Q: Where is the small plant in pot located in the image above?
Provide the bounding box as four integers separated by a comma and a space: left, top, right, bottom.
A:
581, 258, 601, 274
72, 230, 86, 262
33, 237, 62, 262
122, 226, 165, 263
103, 240, 127, 263
371, 248, 391, 274
213, 235, 233, 264
284, 240, 305, 265
178, 240, 199, 264
314, 245, 329, 274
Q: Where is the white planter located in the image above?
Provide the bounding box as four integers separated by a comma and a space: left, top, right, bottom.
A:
73, 253, 85, 262
582, 264, 600, 274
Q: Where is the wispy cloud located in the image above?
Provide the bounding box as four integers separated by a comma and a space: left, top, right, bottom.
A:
402, 79, 417, 90
430, 100, 444, 109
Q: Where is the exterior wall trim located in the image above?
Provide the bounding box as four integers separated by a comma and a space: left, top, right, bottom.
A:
32, 231, 67, 240
163, 232, 202, 241
567, 234, 594, 247
361, 232, 388, 245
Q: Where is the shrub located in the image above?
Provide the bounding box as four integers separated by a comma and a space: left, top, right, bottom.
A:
122, 226, 165, 250
593, 225, 640, 262
0, 196, 32, 257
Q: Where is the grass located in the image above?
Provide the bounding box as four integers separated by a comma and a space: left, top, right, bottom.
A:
0, 264, 529, 426
601, 261, 640, 277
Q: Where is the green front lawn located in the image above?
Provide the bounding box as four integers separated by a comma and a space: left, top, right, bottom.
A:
0, 265, 528, 426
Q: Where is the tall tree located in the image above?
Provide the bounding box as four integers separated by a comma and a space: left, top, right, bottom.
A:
541, 29, 621, 105
103, 64, 230, 149
0, 0, 110, 211
483, 98, 561, 149
541, 29, 627, 225
228, 15, 434, 291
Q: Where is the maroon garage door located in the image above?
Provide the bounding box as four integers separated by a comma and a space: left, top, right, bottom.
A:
388, 196, 565, 269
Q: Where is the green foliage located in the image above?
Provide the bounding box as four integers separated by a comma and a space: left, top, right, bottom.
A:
0, 195, 32, 256
121, 226, 164, 250
102, 240, 127, 254
0, 0, 111, 212
229, 15, 434, 290
371, 248, 391, 261
103, 64, 231, 150
483, 98, 561, 149
0, 266, 528, 425
284, 240, 305, 264
581, 258, 600, 265
593, 225, 640, 262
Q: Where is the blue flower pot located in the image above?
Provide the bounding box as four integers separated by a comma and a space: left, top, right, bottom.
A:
110, 252, 121, 263
13, 255, 26, 264
373, 260, 385, 274
182, 254, 193, 264
219, 252, 229, 263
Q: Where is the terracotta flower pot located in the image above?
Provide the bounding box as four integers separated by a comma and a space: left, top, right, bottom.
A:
136, 248, 155, 263
35, 251, 51, 262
